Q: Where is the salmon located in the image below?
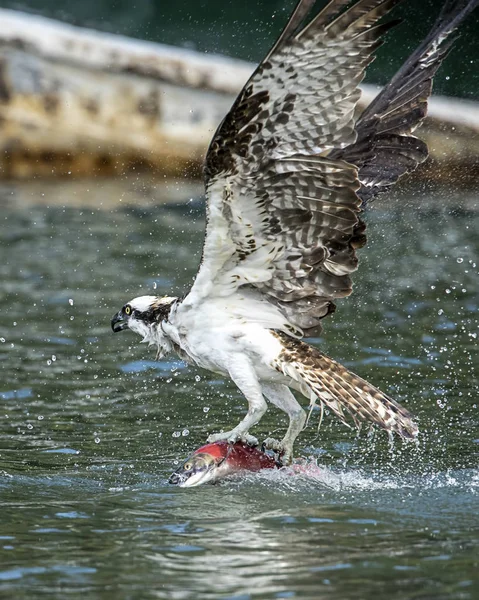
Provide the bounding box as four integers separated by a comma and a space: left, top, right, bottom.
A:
168, 440, 279, 487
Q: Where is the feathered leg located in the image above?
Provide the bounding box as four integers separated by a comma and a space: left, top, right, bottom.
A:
261, 383, 307, 465
207, 354, 267, 446
271, 331, 418, 439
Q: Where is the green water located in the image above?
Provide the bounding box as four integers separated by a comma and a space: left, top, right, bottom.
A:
0, 182, 478, 599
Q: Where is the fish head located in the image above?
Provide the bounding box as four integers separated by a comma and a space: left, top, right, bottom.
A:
168, 450, 224, 488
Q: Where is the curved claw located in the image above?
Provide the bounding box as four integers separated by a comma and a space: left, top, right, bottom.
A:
262, 437, 294, 466
262, 437, 283, 452
207, 430, 259, 447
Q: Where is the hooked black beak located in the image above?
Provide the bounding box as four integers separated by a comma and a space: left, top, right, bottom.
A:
111, 311, 129, 333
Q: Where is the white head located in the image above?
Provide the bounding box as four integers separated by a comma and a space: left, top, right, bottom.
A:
111, 295, 177, 352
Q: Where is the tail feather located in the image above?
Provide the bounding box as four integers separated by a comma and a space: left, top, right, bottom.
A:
272, 332, 418, 439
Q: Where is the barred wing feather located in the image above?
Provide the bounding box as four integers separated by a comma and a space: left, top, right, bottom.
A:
334, 0, 479, 204
184, 0, 401, 335
183, 0, 476, 336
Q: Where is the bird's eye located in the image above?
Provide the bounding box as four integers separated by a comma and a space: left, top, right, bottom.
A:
184, 462, 193, 471
124, 305, 132, 316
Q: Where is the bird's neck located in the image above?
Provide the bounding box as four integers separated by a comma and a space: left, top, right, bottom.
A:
151, 298, 181, 359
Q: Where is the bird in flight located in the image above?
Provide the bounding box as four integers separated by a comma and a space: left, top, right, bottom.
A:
111, 0, 477, 464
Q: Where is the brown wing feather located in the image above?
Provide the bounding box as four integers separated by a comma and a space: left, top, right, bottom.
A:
334, 0, 478, 204
189, 0, 474, 337
193, 0, 402, 336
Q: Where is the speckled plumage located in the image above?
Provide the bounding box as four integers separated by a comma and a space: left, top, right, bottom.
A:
271, 331, 418, 438
197, 0, 403, 335
114, 0, 476, 462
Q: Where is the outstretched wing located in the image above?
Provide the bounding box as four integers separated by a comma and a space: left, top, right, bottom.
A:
184, 0, 400, 335
334, 0, 479, 204
183, 0, 473, 336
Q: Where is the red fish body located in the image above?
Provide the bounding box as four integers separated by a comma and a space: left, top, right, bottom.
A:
197, 440, 278, 471
169, 440, 278, 487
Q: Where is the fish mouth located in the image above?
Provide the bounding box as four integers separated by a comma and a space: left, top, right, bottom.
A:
111, 311, 128, 333
168, 471, 187, 486
168, 468, 215, 488
168, 453, 218, 488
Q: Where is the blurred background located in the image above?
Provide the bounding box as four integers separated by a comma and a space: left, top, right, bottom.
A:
0, 0, 476, 182
1, 0, 478, 97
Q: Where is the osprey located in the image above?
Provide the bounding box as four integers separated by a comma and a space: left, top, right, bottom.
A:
111, 0, 476, 464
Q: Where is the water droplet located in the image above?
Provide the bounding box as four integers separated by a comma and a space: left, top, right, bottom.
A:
153, 282, 157, 290
52, 355, 56, 362
0, 338, 5, 343
456, 257, 463, 264
94, 437, 100, 444
27, 424, 33, 430
38, 415, 44, 420
195, 375, 201, 382
182, 429, 189, 437
172, 431, 181, 438
438, 309, 444, 316
445, 289, 451, 294
203, 406, 210, 413
69, 299, 74, 306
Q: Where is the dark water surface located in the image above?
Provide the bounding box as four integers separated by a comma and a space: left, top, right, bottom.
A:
0, 182, 478, 599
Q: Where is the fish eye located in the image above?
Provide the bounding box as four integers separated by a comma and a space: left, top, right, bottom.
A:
184, 462, 193, 471
124, 305, 132, 316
